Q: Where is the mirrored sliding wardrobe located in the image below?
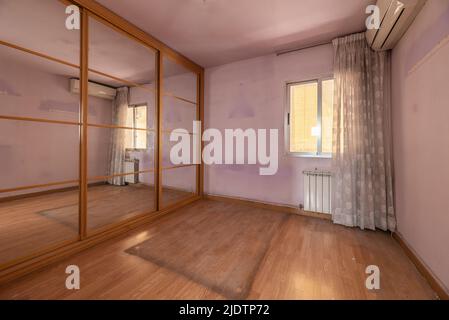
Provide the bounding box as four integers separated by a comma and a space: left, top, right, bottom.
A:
0, 0, 203, 282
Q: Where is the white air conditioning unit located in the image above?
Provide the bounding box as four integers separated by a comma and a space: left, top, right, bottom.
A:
366, 0, 426, 51
69, 79, 116, 100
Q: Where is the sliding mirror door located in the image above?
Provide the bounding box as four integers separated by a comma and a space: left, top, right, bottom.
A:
0, 0, 80, 266
161, 57, 199, 208
0, 0, 203, 272
86, 15, 157, 233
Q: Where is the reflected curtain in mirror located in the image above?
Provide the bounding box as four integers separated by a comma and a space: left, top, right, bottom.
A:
108, 87, 129, 186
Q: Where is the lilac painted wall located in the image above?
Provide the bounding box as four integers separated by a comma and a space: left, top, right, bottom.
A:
392, 0, 449, 291
204, 44, 333, 207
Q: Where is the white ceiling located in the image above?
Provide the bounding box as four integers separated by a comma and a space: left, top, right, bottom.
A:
98, 0, 375, 67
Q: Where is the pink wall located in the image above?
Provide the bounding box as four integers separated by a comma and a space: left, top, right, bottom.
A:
392, 0, 449, 291
204, 44, 333, 207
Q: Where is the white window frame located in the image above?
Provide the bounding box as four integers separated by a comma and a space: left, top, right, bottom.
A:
285, 76, 334, 158
126, 103, 148, 151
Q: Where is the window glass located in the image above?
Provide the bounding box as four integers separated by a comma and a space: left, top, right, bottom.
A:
288, 79, 334, 156
322, 79, 334, 154
125, 107, 134, 149
125, 105, 147, 150
289, 82, 318, 154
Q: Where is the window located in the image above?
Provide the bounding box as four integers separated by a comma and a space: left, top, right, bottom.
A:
125, 104, 148, 150
286, 78, 334, 157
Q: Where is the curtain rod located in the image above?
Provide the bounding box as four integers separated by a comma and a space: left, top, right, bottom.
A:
276, 41, 332, 56
275, 30, 367, 56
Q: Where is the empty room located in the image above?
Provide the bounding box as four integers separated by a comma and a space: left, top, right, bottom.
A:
0, 0, 448, 307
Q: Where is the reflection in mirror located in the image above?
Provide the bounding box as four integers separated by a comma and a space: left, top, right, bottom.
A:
0, 0, 80, 66
85, 15, 158, 231
0, 2, 202, 268
88, 126, 155, 177
0, 43, 80, 122
86, 72, 157, 127
89, 15, 156, 85
87, 125, 156, 232
0, 121, 79, 266
161, 57, 198, 209
0, 0, 81, 266
0, 121, 79, 191
161, 165, 197, 208
162, 133, 197, 168
0, 182, 79, 266
87, 14, 157, 127
163, 57, 198, 103
86, 172, 156, 232
163, 95, 197, 133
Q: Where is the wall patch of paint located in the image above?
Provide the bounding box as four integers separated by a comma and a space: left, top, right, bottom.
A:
0, 79, 21, 96
228, 105, 255, 119
227, 82, 255, 119
39, 100, 88, 115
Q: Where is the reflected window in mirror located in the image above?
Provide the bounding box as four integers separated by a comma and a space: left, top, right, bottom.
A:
126, 104, 148, 151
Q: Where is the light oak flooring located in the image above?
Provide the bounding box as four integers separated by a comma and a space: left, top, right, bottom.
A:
0, 199, 437, 299
0, 184, 193, 265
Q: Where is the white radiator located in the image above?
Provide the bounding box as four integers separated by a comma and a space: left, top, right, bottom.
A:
303, 170, 332, 214
124, 159, 139, 184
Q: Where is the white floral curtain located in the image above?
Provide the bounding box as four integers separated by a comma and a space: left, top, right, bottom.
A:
108, 87, 129, 186
331, 33, 396, 231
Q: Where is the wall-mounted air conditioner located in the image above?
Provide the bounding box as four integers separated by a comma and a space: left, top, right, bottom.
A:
366, 0, 426, 51
69, 79, 116, 100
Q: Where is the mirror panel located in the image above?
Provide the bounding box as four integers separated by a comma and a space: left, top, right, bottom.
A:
161, 165, 197, 208
0, 1, 202, 270
161, 56, 198, 209
86, 15, 158, 233
0, 0, 80, 66
86, 172, 155, 232
0, 0, 81, 266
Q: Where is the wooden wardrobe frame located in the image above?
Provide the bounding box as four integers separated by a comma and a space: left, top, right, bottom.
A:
0, 0, 204, 284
